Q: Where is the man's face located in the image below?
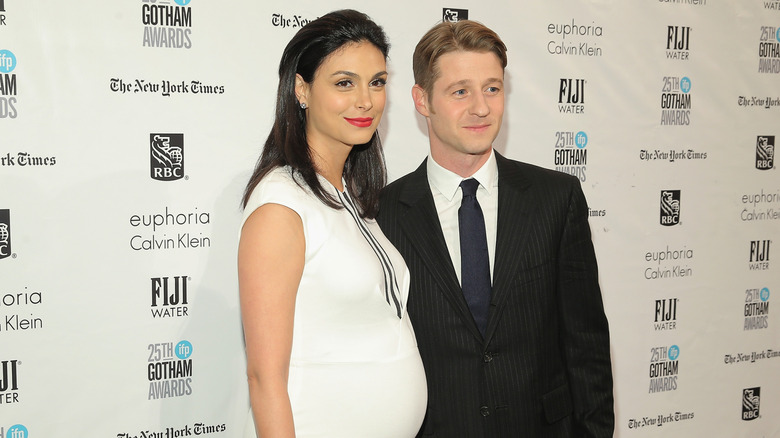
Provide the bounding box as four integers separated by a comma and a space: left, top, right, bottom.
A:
413, 50, 504, 170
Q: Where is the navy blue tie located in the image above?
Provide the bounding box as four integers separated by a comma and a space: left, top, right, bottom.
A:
458, 178, 491, 336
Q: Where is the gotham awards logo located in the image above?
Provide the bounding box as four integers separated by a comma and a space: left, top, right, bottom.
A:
141, 0, 192, 49
0, 209, 11, 260
649, 344, 679, 393
0, 49, 17, 119
744, 287, 769, 330
742, 387, 760, 420
661, 76, 691, 125
758, 26, 780, 73
554, 131, 588, 182
443, 8, 468, 22
147, 340, 193, 399
756, 136, 775, 170
660, 190, 681, 226
150, 134, 184, 181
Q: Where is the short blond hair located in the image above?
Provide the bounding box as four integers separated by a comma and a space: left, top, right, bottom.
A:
413, 20, 507, 95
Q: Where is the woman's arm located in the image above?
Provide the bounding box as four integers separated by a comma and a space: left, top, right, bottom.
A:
238, 203, 305, 438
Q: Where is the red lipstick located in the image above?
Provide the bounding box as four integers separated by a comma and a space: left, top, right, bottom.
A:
345, 117, 374, 128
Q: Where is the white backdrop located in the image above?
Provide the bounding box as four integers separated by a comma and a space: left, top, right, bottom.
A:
1, 1, 779, 437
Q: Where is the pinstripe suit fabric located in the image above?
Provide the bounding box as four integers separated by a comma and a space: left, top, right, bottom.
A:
377, 152, 614, 437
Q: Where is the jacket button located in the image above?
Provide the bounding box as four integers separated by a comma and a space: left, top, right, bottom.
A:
483, 352, 493, 363
480, 406, 490, 417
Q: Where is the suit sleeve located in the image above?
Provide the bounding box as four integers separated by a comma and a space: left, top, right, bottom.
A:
557, 179, 615, 437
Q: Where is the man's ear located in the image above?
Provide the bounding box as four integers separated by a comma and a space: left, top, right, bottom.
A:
295, 74, 308, 107
411, 84, 431, 117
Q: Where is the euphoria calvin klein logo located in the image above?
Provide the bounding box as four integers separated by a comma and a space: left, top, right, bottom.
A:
649, 345, 679, 393
547, 19, 603, 57
661, 76, 691, 125
0, 209, 11, 260
758, 26, 780, 74
655, 298, 677, 330
150, 134, 184, 181
558, 79, 585, 114
749, 240, 771, 271
660, 190, 681, 226
742, 387, 760, 421
141, 0, 192, 49
0, 49, 17, 119
443, 8, 468, 22
666, 26, 690, 60
151, 276, 189, 318
148, 340, 193, 400
756, 136, 775, 170
554, 131, 587, 182
744, 287, 769, 331
0, 359, 20, 405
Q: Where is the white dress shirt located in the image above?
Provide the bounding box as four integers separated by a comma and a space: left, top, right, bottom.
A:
426, 149, 499, 286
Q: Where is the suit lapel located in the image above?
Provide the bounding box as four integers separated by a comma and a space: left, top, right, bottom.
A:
400, 160, 484, 342
485, 153, 535, 341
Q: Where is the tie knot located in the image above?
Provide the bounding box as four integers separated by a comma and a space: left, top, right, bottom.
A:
460, 178, 480, 198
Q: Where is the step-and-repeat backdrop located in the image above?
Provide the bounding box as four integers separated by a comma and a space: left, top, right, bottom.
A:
2, 0, 778, 437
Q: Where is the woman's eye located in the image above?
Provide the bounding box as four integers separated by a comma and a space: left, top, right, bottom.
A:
370, 78, 387, 87
336, 80, 353, 87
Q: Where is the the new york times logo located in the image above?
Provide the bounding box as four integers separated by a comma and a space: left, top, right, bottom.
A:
660, 190, 681, 226
742, 387, 760, 421
654, 298, 677, 330
0, 49, 17, 119
661, 76, 691, 125
151, 276, 189, 318
150, 134, 184, 181
141, 0, 192, 49
558, 79, 585, 114
666, 26, 691, 60
148, 340, 193, 399
0, 359, 20, 405
756, 136, 775, 170
0, 209, 11, 260
443, 8, 468, 23
649, 344, 679, 393
554, 131, 587, 182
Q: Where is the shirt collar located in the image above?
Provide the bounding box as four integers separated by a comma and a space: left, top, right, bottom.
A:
427, 149, 498, 201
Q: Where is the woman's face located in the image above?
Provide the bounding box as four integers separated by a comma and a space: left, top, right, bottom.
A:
297, 42, 388, 152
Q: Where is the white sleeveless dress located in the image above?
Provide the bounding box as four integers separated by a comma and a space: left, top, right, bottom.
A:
241, 167, 427, 437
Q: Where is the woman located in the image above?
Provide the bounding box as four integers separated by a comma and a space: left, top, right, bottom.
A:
238, 10, 427, 438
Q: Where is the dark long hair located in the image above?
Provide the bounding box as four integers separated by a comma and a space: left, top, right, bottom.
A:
242, 9, 390, 219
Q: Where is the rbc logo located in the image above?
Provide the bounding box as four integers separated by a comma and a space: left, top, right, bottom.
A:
660, 190, 681, 226
5, 425, 28, 438
742, 387, 760, 421
150, 133, 184, 181
176, 340, 193, 360
755, 135, 775, 170
0, 209, 11, 260
442, 8, 468, 23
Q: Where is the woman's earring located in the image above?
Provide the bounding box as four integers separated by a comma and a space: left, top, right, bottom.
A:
300, 102, 307, 109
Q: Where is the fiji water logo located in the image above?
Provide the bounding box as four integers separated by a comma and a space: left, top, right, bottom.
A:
660, 190, 681, 226
443, 8, 468, 22
150, 134, 184, 181
756, 136, 775, 170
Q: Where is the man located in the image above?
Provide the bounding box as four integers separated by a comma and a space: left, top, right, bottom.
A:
377, 20, 614, 437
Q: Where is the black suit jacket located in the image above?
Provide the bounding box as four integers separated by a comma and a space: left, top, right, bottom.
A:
377, 152, 614, 437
